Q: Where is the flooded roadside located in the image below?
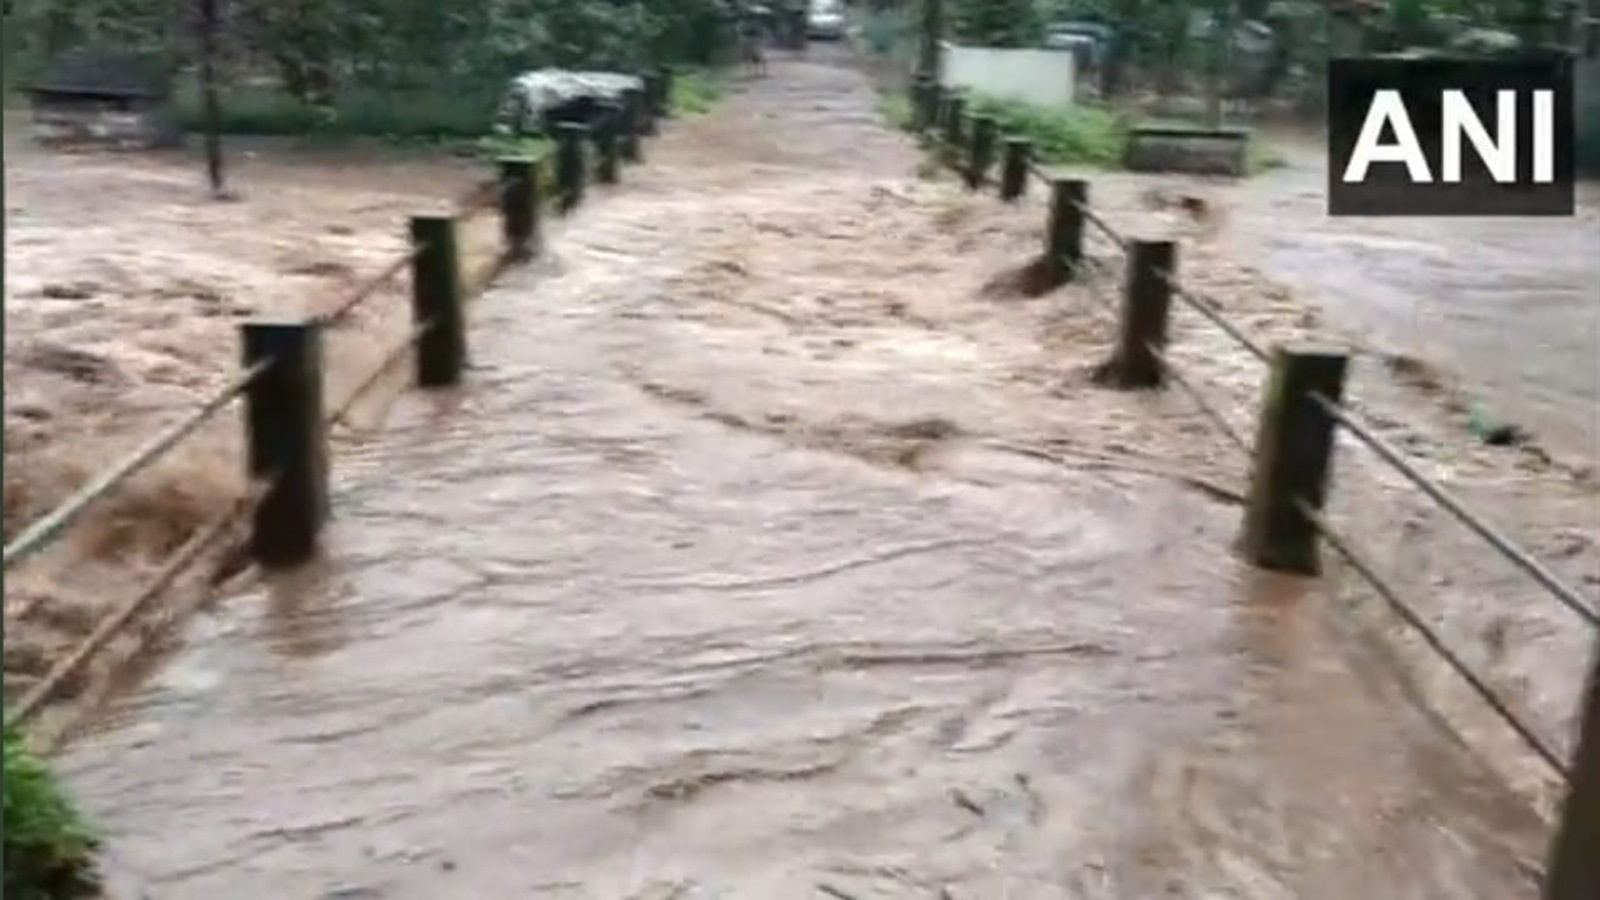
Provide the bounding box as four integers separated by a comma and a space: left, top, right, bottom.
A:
46, 48, 1574, 898
1222, 133, 1600, 466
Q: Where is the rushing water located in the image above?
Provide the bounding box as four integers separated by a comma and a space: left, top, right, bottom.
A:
56, 49, 1569, 898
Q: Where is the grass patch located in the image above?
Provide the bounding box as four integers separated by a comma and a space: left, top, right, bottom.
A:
669, 68, 723, 116
891, 87, 1284, 176
966, 95, 1128, 168
3, 723, 100, 900
876, 90, 914, 130
474, 132, 554, 161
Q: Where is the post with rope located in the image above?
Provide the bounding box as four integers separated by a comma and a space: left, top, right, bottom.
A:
1000, 137, 1030, 202
655, 67, 675, 118
1239, 345, 1349, 575
910, 75, 936, 131
595, 103, 621, 185
498, 156, 540, 262
641, 71, 665, 133
637, 73, 660, 137
1096, 239, 1175, 389
619, 87, 644, 162
409, 215, 467, 388
1545, 644, 1600, 900
241, 320, 329, 567
1043, 178, 1086, 288
555, 122, 588, 213
941, 94, 965, 150
965, 114, 996, 190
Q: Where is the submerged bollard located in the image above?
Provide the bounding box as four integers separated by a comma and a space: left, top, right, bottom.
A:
640, 72, 663, 134
594, 103, 621, 184
1098, 239, 1175, 389
497, 156, 539, 261
1000, 137, 1030, 202
555, 122, 588, 212
1239, 344, 1350, 575
942, 94, 965, 151
965, 114, 997, 190
655, 67, 675, 118
241, 319, 329, 567
910, 75, 935, 131
409, 214, 467, 388
1043, 177, 1086, 288
1546, 645, 1600, 900
619, 86, 644, 162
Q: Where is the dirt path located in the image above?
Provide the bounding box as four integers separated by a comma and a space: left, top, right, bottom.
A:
56, 48, 1564, 898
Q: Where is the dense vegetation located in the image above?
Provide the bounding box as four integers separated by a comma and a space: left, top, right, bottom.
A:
3, 0, 747, 136
869, 0, 1598, 172
3, 724, 100, 900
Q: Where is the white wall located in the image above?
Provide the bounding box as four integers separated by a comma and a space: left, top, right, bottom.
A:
938, 41, 1076, 109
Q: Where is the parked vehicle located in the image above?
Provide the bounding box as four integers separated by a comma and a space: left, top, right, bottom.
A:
807, 0, 846, 41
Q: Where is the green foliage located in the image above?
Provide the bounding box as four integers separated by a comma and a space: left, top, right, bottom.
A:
669, 68, 722, 116
172, 82, 502, 138
877, 90, 915, 130
4, 0, 738, 133
950, 0, 1041, 48
968, 94, 1128, 168
475, 132, 554, 160
3, 723, 100, 900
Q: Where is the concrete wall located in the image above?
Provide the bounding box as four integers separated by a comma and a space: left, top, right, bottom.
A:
29, 102, 178, 149
937, 41, 1076, 109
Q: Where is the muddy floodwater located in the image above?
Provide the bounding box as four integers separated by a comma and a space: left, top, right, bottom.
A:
46, 47, 1594, 898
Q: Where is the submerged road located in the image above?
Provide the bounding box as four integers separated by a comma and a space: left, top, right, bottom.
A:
61, 47, 1553, 899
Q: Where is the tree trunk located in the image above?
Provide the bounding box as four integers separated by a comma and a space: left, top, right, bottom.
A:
198, 0, 228, 198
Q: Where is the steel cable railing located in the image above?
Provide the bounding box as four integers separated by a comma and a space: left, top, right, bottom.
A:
913, 92, 1595, 797
2, 360, 269, 570
2, 92, 652, 726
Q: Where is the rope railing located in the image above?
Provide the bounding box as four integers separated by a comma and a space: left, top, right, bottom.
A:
1291, 493, 1572, 778
2, 360, 268, 570
905, 72, 1598, 896
316, 244, 426, 328
5, 64, 681, 728
328, 320, 436, 429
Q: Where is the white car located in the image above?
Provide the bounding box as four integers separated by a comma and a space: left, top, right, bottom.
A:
807, 1, 846, 40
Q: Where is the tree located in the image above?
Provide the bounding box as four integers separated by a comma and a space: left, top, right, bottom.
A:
197, 0, 230, 198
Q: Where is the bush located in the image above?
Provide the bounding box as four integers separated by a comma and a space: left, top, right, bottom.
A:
173, 82, 502, 139
174, 65, 724, 140
3, 723, 100, 900
669, 67, 722, 116
889, 88, 1283, 175
967, 95, 1129, 168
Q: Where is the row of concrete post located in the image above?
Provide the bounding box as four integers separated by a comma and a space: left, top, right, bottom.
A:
908, 67, 1596, 900
240, 67, 676, 568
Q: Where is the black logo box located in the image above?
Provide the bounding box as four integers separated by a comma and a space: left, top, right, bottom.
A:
1326, 58, 1575, 217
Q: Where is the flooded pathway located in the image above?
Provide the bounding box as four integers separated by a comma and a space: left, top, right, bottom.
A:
61, 50, 1553, 898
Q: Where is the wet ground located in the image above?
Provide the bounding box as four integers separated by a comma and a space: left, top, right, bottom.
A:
1223, 137, 1600, 465
51, 47, 1589, 898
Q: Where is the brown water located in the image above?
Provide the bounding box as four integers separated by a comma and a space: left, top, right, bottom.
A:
55, 49, 1572, 898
